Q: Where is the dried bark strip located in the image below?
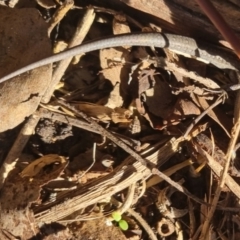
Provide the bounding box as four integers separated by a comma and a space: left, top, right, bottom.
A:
34, 109, 208, 222
34, 137, 183, 222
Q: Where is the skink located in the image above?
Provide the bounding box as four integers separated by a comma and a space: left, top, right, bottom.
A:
0, 32, 239, 84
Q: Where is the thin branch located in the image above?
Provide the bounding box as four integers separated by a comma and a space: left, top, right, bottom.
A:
195, 0, 240, 57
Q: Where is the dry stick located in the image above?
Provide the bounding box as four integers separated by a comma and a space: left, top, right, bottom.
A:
233, 73, 240, 123
183, 95, 223, 138
72, 6, 144, 29
57, 100, 207, 205
175, 221, 184, 239
154, 57, 221, 89
117, 183, 136, 214
107, 183, 136, 220
42, 8, 96, 103
188, 199, 196, 239
197, 73, 240, 236
57, 100, 149, 167
76, 142, 97, 182
195, 0, 240, 57
196, 146, 240, 199
146, 159, 193, 188
39, 107, 140, 148
0, 114, 40, 190
47, 0, 74, 36
34, 123, 215, 222
137, 179, 146, 199
199, 121, 240, 239
127, 208, 158, 240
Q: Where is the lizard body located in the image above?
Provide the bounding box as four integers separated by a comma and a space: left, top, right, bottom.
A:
0, 32, 239, 84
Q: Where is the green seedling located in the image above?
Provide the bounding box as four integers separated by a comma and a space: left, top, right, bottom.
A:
118, 219, 128, 231
111, 211, 129, 231
112, 211, 122, 222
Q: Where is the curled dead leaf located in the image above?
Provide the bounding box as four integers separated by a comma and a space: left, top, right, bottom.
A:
20, 154, 67, 178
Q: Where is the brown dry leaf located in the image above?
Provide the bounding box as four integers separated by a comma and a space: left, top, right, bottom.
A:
194, 96, 232, 137
1, 155, 68, 210
164, 98, 201, 125
164, 48, 189, 85
74, 102, 113, 121
111, 107, 132, 123
53, 40, 68, 54
73, 102, 132, 123
20, 154, 67, 178
132, 68, 157, 115
113, 14, 131, 38
141, 111, 164, 129
144, 74, 173, 119
172, 98, 201, 116
100, 14, 132, 108
138, 69, 156, 96
100, 67, 126, 108
132, 47, 151, 62
0, 7, 52, 132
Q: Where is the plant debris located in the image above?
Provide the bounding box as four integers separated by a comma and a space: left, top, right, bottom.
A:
1, 1, 240, 239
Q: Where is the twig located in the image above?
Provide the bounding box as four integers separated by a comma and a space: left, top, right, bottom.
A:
146, 159, 193, 188
151, 168, 206, 205
233, 73, 240, 123
33, 136, 212, 222
188, 199, 196, 239
137, 180, 146, 199
199, 119, 240, 239
196, 146, 240, 199
153, 57, 221, 89
108, 183, 136, 220
127, 208, 158, 240
195, 0, 240, 57
0, 114, 40, 190
34, 106, 209, 222
42, 8, 96, 103
76, 142, 97, 181
118, 183, 136, 214
183, 95, 223, 138
72, 5, 144, 29
57, 99, 149, 167
57, 100, 208, 205
38, 107, 139, 148
48, 0, 74, 36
